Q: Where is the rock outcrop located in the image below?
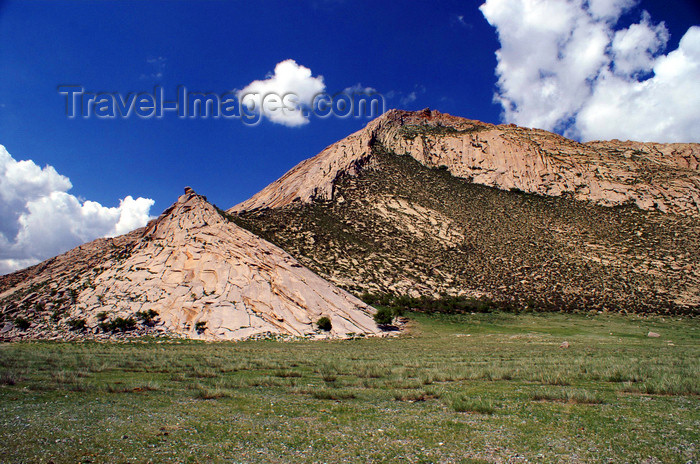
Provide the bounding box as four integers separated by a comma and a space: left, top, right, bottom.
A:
231, 109, 700, 216
0, 189, 381, 341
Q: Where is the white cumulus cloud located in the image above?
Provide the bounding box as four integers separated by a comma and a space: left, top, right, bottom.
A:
237, 59, 326, 127
0, 145, 154, 275
587, 0, 635, 20
611, 12, 669, 75
480, 0, 700, 142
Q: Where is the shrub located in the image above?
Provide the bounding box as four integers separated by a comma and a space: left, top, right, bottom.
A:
14, 317, 30, 330
359, 292, 500, 316
96, 311, 109, 322
195, 321, 207, 334
0, 371, 19, 385
67, 318, 87, 331
99, 317, 136, 333
317, 317, 332, 331
136, 309, 159, 326
374, 307, 394, 326
112, 317, 136, 332
360, 292, 377, 305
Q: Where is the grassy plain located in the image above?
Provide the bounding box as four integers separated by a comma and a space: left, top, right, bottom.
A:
0, 312, 698, 463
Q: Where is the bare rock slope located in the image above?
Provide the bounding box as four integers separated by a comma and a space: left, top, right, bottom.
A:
0, 188, 380, 341
232, 109, 700, 216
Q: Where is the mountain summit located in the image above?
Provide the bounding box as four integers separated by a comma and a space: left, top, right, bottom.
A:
232, 109, 700, 216
0, 188, 381, 340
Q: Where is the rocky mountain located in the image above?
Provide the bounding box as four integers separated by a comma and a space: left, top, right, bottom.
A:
232, 109, 700, 314
0, 188, 381, 341
2, 109, 698, 340
233, 109, 700, 216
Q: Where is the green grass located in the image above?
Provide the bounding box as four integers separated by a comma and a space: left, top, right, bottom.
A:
531, 387, 604, 404
0, 312, 698, 463
450, 395, 496, 414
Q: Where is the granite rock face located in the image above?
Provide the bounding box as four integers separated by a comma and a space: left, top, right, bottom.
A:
0, 189, 381, 341
231, 109, 700, 216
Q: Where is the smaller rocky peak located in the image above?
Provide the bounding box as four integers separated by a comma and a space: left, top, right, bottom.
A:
144, 187, 224, 240
178, 186, 202, 205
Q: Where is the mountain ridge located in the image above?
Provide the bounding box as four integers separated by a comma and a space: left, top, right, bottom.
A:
231, 109, 700, 216
232, 116, 700, 314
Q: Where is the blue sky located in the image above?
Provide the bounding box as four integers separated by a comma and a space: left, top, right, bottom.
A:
0, 0, 699, 273
0, 0, 504, 209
